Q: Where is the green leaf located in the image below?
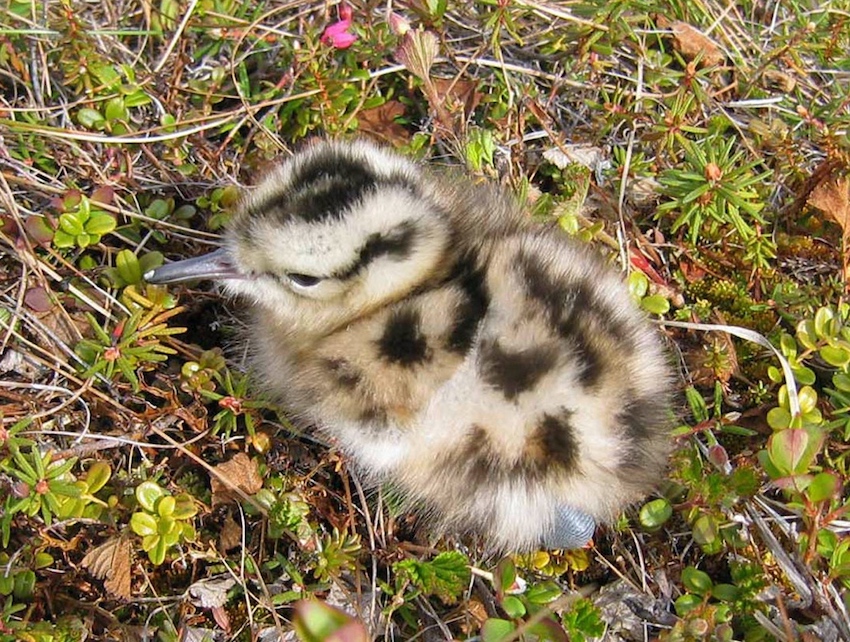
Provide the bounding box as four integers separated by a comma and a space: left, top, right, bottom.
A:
768, 428, 809, 475
501, 595, 526, 619
172, 494, 198, 519
293, 600, 368, 642
796, 319, 818, 350
674, 593, 703, 616
85, 212, 117, 236
779, 332, 797, 357
627, 271, 648, 298
562, 597, 605, 640
130, 511, 158, 537
116, 249, 142, 285
807, 472, 839, 503
58, 213, 84, 236
639, 498, 672, 530
692, 514, 719, 549
13, 569, 36, 600
77, 108, 105, 129
524, 580, 561, 605
138, 251, 164, 276
821, 344, 850, 368
682, 566, 713, 595
496, 556, 517, 594
34, 551, 54, 569
394, 551, 471, 603
150, 537, 168, 565
711, 583, 739, 602
104, 97, 128, 122
766, 407, 791, 430
481, 618, 515, 642
157, 494, 176, 517
833, 372, 850, 392
136, 481, 165, 512
84, 461, 111, 494
814, 307, 836, 339
798, 386, 818, 414
640, 294, 670, 315
685, 387, 708, 423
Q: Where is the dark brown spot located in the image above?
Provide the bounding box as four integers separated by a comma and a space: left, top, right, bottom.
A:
323, 358, 361, 390
516, 250, 568, 330
527, 408, 580, 474
616, 393, 670, 443
571, 332, 605, 388
438, 424, 513, 490
478, 338, 557, 401
446, 256, 489, 354
436, 413, 579, 491
276, 154, 379, 222
359, 406, 389, 426
516, 250, 636, 386
612, 391, 672, 480
335, 221, 417, 280
377, 307, 430, 367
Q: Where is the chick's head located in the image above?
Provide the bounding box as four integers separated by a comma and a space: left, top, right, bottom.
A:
150, 140, 453, 339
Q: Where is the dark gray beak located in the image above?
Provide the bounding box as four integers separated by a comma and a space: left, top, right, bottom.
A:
144, 248, 239, 284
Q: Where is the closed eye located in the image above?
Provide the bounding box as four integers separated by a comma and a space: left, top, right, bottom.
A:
287, 273, 322, 287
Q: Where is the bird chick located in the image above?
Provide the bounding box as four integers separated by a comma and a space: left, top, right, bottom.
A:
146, 139, 674, 552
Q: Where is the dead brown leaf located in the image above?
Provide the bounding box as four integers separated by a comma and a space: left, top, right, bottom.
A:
808, 173, 850, 233
210, 452, 263, 506
431, 77, 482, 117
808, 171, 850, 286
658, 17, 724, 67
218, 510, 242, 552
82, 535, 132, 600
357, 100, 410, 146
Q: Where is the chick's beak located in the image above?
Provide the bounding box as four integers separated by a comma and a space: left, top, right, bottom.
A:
144, 248, 239, 284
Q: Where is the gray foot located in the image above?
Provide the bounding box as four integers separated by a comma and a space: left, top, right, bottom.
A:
542, 505, 596, 549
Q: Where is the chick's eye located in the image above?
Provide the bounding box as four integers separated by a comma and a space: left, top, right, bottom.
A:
287, 273, 321, 287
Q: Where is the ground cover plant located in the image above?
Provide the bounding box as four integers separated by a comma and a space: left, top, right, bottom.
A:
0, 0, 849, 640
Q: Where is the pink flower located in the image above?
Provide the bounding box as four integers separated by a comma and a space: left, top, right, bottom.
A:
321, 3, 357, 49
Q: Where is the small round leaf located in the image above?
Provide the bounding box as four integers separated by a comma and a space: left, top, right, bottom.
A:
130, 511, 158, 537
682, 566, 713, 595
639, 498, 672, 530
135, 481, 165, 512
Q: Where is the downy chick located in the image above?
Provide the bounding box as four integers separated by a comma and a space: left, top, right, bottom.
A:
147, 139, 674, 552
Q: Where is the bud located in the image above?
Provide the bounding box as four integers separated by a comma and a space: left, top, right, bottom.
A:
388, 11, 411, 36
704, 162, 722, 182
338, 2, 353, 22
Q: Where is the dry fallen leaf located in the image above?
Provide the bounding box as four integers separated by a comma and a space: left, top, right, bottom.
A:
658, 17, 724, 67
808, 173, 850, 233
358, 100, 409, 146
218, 510, 242, 552
187, 576, 237, 609
210, 452, 263, 506
808, 171, 850, 286
431, 77, 482, 117
82, 535, 132, 600
543, 145, 609, 172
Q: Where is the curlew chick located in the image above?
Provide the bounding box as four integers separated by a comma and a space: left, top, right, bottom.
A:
146, 139, 674, 552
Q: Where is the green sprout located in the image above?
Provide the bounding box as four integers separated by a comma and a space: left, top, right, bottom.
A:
656, 134, 771, 246
130, 481, 198, 566
51, 191, 117, 249
75, 304, 186, 391
0, 449, 80, 543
